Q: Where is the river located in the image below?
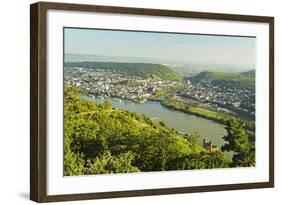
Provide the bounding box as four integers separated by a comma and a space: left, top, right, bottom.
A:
84, 96, 232, 159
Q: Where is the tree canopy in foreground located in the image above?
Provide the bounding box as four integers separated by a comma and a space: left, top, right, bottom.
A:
64, 86, 254, 176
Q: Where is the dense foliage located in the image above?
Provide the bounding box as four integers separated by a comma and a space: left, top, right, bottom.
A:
190, 71, 255, 90
64, 86, 231, 176
65, 62, 182, 81
222, 119, 255, 167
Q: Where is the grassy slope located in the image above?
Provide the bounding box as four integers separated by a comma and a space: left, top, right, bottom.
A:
64, 86, 232, 175
72, 92, 215, 152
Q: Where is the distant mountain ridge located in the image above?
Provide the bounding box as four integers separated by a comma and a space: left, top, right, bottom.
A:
190, 71, 255, 90
65, 53, 255, 73
241, 70, 255, 78
174, 64, 255, 75
65, 61, 182, 81
65, 53, 179, 65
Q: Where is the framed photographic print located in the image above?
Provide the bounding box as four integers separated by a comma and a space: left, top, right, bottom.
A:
30, 1, 274, 202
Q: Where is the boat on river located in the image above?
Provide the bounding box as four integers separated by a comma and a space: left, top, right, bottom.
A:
112, 97, 122, 103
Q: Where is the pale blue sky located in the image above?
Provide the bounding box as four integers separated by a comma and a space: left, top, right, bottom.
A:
64, 28, 256, 66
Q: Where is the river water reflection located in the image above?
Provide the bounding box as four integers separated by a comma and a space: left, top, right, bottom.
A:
84, 96, 232, 158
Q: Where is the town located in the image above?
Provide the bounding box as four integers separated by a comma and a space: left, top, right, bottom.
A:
64, 66, 180, 102
64, 66, 255, 118
177, 77, 255, 117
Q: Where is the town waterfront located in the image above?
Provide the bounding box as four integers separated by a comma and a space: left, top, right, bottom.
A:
84, 95, 232, 158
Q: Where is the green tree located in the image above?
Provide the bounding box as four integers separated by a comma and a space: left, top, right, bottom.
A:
103, 98, 112, 110
64, 116, 85, 176
186, 131, 200, 146
187, 151, 230, 169
166, 151, 230, 170
221, 119, 255, 167
64, 149, 85, 176
159, 121, 166, 127
63, 86, 231, 176
85, 151, 139, 174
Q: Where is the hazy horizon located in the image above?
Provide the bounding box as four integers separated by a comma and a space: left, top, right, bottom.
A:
64, 28, 256, 69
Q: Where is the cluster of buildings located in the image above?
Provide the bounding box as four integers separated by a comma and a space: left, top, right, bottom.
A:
179, 81, 255, 116
64, 66, 255, 117
64, 66, 179, 102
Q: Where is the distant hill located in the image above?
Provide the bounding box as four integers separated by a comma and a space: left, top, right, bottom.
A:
190, 71, 255, 90
241, 70, 255, 78
65, 53, 185, 65
65, 61, 182, 81
176, 63, 255, 74
65, 53, 161, 64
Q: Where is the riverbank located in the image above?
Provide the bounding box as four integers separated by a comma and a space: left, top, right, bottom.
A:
86, 92, 254, 134
160, 98, 226, 123
65, 86, 232, 175
84, 94, 236, 159
160, 98, 255, 133
148, 85, 184, 100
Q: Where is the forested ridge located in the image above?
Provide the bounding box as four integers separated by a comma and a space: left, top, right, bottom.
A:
64, 86, 254, 176
64, 61, 182, 81
190, 71, 255, 90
